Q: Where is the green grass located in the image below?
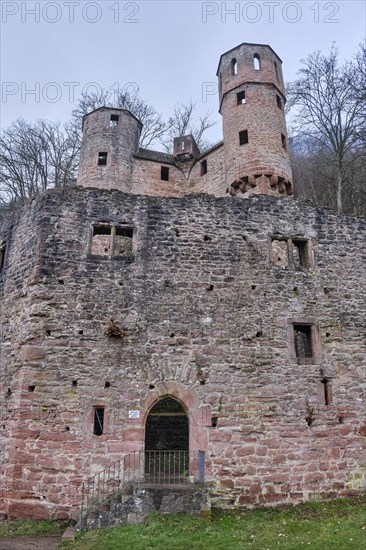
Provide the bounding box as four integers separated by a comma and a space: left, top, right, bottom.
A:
61, 497, 366, 550
0, 518, 66, 538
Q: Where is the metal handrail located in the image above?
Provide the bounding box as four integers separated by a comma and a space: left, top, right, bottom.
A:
77, 449, 205, 532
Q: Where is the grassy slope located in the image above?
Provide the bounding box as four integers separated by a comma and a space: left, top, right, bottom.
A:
62, 497, 366, 550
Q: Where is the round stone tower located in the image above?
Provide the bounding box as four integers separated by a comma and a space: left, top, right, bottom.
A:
217, 43, 293, 197
77, 107, 142, 192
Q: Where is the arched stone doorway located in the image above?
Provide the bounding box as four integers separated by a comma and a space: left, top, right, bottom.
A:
145, 396, 189, 482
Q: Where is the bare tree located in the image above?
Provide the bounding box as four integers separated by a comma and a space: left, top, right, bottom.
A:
287, 43, 366, 214
0, 119, 80, 207
72, 88, 167, 149
161, 99, 216, 153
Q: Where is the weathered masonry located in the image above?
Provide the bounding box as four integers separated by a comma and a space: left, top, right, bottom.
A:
0, 43, 365, 520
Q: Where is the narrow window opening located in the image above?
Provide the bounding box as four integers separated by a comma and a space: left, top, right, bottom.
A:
321, 378, 331, 406
237, 91, 246, 104
281, 134, 287, 149
28, 385, 36, 392
98, 152, 108, 166
200, 159, 208, 175
271, 238, 289, 267
72, 380, 78, 387
274, 61, 279, 79
161, 166, 169, 181
181, 141, 185, 150
253, 54, 261, 70
6, 388, 12, 398
0, 245, 6, 272
276, 95, 282, 109
104, 381, 111, 389
93, 407, 105, 436
239, 130, 248, 145
110, 114, 119, 127
211, 416, 218, 428
203, 235, 211, 242
293, 324, 313, 360
231, 58, 238, 75
293, 239, 310, 268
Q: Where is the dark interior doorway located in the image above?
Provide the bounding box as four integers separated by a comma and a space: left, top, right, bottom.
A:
145, 397, 189, 451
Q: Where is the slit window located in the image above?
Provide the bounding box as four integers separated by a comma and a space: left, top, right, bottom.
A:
276, 95, 282, 109
231, 58, 238, 75
274, 61, 279, 80
93, 407, 105, 436
237, 91, 246, 104
0, 244, 6, 272
91, 224, 134, 257
254, 54, 261, 71
98, 152, 108, 166
239, 130, 248, 145
200, 159, 208, 175
281, 134, 287, 149
161, 166, 169, 181
321, 378, 331, 406
110, 114, 119, 127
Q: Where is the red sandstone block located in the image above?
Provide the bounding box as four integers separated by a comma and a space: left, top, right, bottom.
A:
8, 501, 49, 520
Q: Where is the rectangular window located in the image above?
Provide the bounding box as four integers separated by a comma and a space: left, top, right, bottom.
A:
98, 152, 108, 166
91, 225, 134, 257
289, 321, 320, 365
292, 239, 310, 268
0, 244, 6, 272
161, 166, 169, 181
110, 114, 119, 126
237, 91, 246, 104
200, 159, 208, 175
281, 134, 286, 149
239, 130, 248, 145
276, 95, 282, 109
93, 407, 105, 436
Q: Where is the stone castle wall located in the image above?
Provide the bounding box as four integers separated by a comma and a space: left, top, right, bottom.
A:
1, 187, 365, 518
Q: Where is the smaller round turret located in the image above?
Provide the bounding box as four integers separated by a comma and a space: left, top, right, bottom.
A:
217, 43, 293, 197
77, 107, 142, 192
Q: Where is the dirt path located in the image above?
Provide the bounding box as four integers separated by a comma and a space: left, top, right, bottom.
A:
0, 534, 63, 549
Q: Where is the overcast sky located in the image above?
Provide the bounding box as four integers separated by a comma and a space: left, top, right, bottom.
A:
1, 0, 365, 145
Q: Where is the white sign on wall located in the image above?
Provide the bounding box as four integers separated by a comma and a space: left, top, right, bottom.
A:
128, 410, 140, 419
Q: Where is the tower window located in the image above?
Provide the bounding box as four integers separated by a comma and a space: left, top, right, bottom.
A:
253, 54, 261, 71
281, 134, 287, 149
274, 61, 279, 80
237, 91, 246, 105
239, 130, 248, 145
289, 320, 320, 365
161, 166, 170, 181
110, 114, 119, 127
292, 239, 310, 268
276, 95, 282, 109
293, 324, 313, 359
200, 160, 208, 175
0, 244, 6, 272
231, 58, 238, 75
98, 152, 108, 166
93, 407, 105, 436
